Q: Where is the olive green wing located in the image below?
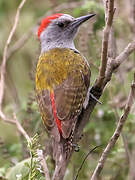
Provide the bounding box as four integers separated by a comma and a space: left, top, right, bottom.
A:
54, 59, 90, 138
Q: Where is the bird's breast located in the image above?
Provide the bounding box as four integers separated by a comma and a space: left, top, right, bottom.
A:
36, 48, 89, 91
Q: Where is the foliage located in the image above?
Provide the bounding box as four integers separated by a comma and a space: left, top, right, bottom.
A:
5, 134, 44, 180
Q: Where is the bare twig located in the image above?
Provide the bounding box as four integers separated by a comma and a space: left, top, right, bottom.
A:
74, 146, 100, 180
91, 74, 135, 180
96, 0, 115, 88
0, 0, 27, 112
112, 101, 131, 163
13, 113, 31, 143
0, 111, 16, 124
109, 89, 131, 163
41, 156, 50, 180
7, 29, 34, 60
37, 150, 51, 180
103, 40, 135, 87
0, 111, 31, 144
114, 40, 135, 66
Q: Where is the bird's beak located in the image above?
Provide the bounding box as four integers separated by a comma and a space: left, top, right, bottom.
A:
71, 14, 96, 28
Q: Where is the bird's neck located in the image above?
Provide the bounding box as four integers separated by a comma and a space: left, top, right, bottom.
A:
40, 39, 76, 54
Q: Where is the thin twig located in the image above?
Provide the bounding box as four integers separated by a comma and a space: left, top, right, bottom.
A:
13, 113, 31, 143
0, 111, 31, 144
0, 0, 27, 112
109, 88, 131, 164
112, 100, 131, 163
41, 156, 51, 180
96, 0, 115, 88
91, 74, 135, 180
74, 146, 100, 180
0, 111, 16, 124
114, 40, 135, 66
37, 150, 51, 180
103, 40, 135, 87
7, 29, 34, 60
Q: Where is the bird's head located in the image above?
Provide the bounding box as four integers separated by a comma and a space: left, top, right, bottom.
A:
38, 13, 96, 53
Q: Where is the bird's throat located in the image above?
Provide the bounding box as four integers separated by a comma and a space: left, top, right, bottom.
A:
40, 38, 76, 54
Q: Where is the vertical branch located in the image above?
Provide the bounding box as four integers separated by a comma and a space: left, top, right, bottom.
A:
95, 0, 115, 88
91, 74, 135, 180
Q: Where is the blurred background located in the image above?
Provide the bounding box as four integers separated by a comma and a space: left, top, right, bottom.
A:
0, 0, 135, 179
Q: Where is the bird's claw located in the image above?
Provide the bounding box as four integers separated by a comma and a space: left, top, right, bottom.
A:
72, 143, 80, 152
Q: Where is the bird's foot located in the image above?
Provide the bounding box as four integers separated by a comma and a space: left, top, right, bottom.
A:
72, 143, 80, 152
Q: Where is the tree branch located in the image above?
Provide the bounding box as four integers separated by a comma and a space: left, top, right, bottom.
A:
114, 40, 135, 66
13, 113, 31, 143
96, 0, 115, 88
90, 74, 135, 180
103, 40, 135, 87
37, 149, 51, 180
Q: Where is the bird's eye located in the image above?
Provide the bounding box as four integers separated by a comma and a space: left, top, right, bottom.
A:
57, 22, 65, 28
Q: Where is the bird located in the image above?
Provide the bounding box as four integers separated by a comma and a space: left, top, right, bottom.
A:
35, 13, 95, 152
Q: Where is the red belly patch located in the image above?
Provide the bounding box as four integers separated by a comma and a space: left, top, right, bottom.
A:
51, 91, 62, 134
